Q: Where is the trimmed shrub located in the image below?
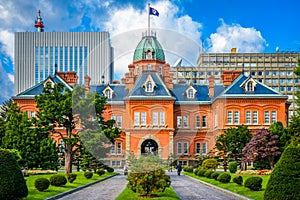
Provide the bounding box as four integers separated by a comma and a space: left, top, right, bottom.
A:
244, 177, 262, 191
264, 145, 300, 200
183, 166, 193, 173
211, 172, 221, 180
84, 171, 93, 179
106, 166, 114, 173
67, 173, 77, 183
202, 158, 218, 170
233, 176, 243, 185
197, 169, 207, 177
204, 170, 214, 178
34, 178, 50, 191
96, 169, 105, 176
49, 174, 67, 186
228, 161, 238, 173
0, 149, 28, 199
194, 168, 201, 175
217, 173, 231, 183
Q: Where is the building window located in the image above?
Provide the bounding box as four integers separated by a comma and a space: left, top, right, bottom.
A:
183, 142, 189, 155
227, 111, 232, 124
264, 111, 270, 124
134, 112, 140, 125
234, 111, 240, 124
117, 142, 122, 154
117, 116, 122, 128
195, 116, 201, 128
247, 81, 253, 91
253, 111, 258, 124
147, 64, 152, 70
141, 112, 146, 125
202, 116, 207, 127
183, 116, 189, 128
146, 81, 153, 92
153, 112, 158, 125
195, 142, 201, 154
160, 112, 165, 125
111, 145, 115, 154
30, 111, 35, 119
188, 89, 194, 98
177, 142, 182, 154
177, 116, 182, 128
246, 111, 251, 124
105, 90, 111, 99
272, 111, 277, 123
202, 142, 207, 154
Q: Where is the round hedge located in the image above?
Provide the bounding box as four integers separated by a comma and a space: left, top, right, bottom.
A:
96, 169, 105, 176
233, 176, 243, 185
204, 170, 214, 178
49, 174, 67, 186
228, 161, 238, 173
106, 166, 114, 173
84, 171, 93, 179
244, 177, 262, 191
217, 173, 231, 183
34, 178, 50, 191
67, 173, 77, 183
264, 145, 300, 199
202, 158, 218, 170
211, 172, 221, 180
0, 149, 28, 199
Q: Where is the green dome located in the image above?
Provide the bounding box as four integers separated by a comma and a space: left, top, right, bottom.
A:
133, 36, 165, 62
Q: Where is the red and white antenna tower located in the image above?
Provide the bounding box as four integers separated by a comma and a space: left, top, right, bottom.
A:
34, 10, 44, 32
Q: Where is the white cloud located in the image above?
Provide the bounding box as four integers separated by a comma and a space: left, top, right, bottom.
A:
8, 73, 14, 83
102, 1, 202, 78
207, 20, 267, 53
0, 62, 13, 103
0, 30, 14, 60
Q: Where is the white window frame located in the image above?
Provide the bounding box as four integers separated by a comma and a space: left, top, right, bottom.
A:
234, 111, 240, 124
141, 112, 146, 125
183, 116, 189, 128
246, 111, 251, 124
117, 142, 122, 155
202, 116, 207, 127
202, 142, 207, 154
264, 111, 270, 124
195, 142, 201, 154
253, 111, 258, 124
117, 116, 122, 128
227, 111, 232, 124
272, 111, 277, 123
153, 112, 158, 125
183, 142, 189, 155
160, 112, 165, 125
134, 112, 140, 125
195, 116, 201, 128
177, 116, 182, 128
177, 142, 182, 154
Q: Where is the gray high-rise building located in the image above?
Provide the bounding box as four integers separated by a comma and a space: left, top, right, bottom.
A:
14, 31, 114, 95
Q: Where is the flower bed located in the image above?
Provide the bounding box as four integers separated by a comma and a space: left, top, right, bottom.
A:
27, 169, 57, 175
236, 170, 272, 175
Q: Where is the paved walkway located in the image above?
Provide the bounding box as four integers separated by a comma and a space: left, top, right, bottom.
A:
168, 171, 246, 200
56, 174, 127, 200
56, 171, 249, 200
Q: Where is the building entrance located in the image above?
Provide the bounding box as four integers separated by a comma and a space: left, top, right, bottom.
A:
141, 139, 158, 155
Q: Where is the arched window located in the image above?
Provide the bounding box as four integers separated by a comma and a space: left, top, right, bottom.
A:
105, 90, 111, 99
146, 81, 153, 92
247, 81, 253, 91
187, 89, 194, 98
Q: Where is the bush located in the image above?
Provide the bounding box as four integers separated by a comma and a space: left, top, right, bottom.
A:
202, 158, 218, 170
217, 173, 231, 183
183, 166, 193, 173
244, 177, 262, 191
0, 149, 28, 199
233, 176, 243, 185
34, 178, 50, 191
106, 166, 114, 173
96, 169, 105, 176
264, 145, 300, 199
194, 168, 201, 175
204, 170, 214, 178
228, 161, 238, 173
197, 169, 207, 177
49, 174, 67, 186
84, 171, 93, 179
211, 172, 221, 180
67, 173, 77, 183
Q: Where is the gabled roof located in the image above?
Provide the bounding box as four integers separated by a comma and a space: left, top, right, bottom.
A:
15, 74, 73, 98
217, 73, 287, 98
125, 71, 174, 100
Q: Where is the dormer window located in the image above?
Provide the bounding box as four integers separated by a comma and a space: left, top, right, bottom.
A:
143, 75, 156, 93
103, 86, 114, 99
247, 81, 253, 91
185, 86, 197, 99
146, 50, 153, 59
244, 79, 257, 92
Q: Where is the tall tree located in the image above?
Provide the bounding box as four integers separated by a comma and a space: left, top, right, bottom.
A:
215, 125, 252, 170
242, 129, 281, 169
35, 83, 121, 173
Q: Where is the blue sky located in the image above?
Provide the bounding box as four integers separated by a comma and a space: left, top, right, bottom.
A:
0, 0, 299, 102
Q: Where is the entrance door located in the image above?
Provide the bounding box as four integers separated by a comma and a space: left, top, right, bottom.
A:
141, 139, 158, 155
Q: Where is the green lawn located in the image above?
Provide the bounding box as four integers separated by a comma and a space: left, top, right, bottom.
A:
184, 172, 270, 200
116, 187, 180, 200
24, 172, 117, 200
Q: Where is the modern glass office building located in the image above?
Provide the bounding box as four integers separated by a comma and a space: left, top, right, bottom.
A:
14, 32, 114, 94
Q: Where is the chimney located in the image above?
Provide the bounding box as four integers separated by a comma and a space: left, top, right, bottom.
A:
84, 75, 91, 93
208, 76, 214, 97
56, 71, 78, 86
221, 70, 242, 86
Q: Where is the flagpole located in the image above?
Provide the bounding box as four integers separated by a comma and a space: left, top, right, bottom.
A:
148, 3, 150, 36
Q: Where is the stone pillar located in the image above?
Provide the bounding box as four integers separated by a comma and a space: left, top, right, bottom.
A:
125, 132, 131, 159
169, 132, 174, 155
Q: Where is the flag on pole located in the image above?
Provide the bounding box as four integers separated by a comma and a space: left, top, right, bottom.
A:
149, 7, 159, 16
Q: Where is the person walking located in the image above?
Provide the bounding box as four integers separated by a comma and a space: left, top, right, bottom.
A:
176, 162, 182, 176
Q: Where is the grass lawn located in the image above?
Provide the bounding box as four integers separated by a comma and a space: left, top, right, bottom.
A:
116, 187, 180, 200
184, 172, 270, 200
24, 172, 117, 200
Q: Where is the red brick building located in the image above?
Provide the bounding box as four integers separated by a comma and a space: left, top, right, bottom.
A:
13, 33, 289, 167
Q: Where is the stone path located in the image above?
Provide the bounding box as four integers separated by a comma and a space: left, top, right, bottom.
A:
56, 174, 127, 200
55, 171, 250, 200
168, 171, 248, 200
